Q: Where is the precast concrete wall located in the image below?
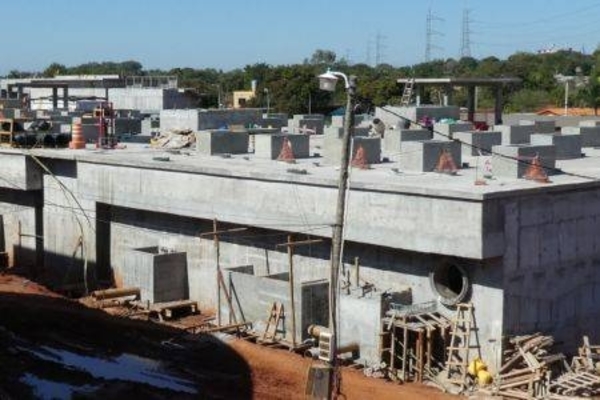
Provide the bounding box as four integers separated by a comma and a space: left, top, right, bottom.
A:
160, 109, 263, 132
42, 159, 98, 291
223, 266, 328, 342
500, 186, 600, 355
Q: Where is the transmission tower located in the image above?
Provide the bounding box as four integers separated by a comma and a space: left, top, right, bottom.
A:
425, 8, 444, 62
366, 38, 373, 66
460, 9, 473, 58
375, 32, 387, 66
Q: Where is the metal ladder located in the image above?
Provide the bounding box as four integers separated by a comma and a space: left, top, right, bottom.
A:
400, 78, 415, 106
445, 303, 479, 391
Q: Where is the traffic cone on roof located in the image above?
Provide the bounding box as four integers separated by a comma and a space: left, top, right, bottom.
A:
69, 122, 85, 149
351, 144, 370, 169
435, 149, 458, 175
523, 155, 550, 183
276, 137, 295, 163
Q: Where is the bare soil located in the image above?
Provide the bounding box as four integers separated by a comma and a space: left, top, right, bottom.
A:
0, 272, 458, 400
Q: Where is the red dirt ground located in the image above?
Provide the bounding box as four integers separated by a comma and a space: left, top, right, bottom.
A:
0, 272, 458, 400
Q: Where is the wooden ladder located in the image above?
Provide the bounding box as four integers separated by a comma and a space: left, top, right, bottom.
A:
400, 78, 415, 106
445, 303, 479, 391
262, 302, 285, 343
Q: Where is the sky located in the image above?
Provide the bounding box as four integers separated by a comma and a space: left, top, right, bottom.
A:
3, 0, 600, 75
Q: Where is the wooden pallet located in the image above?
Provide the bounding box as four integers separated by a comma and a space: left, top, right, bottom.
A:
149, 300, 198, 321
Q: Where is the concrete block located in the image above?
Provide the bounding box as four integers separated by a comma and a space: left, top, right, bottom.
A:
339, 293, 387, 365
224, 267, 328, 342
195, 130, 249, 155
579, 120, 600, 127
260, 116, 287, 129
562, 126, 600, 147
254, 134, 310, 160
324, 135, 381, 165
383, 129, 432, 158
495, 124, 534, 145
491, 144, 556, 179
161, 109, 263, 132
123, 246, 189, 304
289, 115, 324, 135
400, 140, 462, 172
433, 122, 473, 140
454, 131, 502, 156
323, 126, 370, 139
519, 119, 556, 133
331, 114, 369, 127
530, 133, 582, 160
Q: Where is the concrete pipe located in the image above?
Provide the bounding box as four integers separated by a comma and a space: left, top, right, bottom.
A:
307, 324, 329, 338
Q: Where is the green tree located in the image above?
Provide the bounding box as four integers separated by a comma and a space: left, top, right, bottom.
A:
307, 49, 337, 65
43, 63, 67, 77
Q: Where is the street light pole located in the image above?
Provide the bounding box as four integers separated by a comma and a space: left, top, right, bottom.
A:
318, 69, 356, 398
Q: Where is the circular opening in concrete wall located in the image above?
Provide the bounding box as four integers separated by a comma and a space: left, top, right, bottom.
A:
430, 262, 470, 306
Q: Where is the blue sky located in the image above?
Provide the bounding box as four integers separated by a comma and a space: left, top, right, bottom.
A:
4, 0, 600, 74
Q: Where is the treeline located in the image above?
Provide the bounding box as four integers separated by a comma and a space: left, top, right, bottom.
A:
6, 48, 600, 114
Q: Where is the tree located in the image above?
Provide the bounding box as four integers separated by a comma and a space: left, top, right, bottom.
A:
43, 63, 67, 78
307, 49, 337, 65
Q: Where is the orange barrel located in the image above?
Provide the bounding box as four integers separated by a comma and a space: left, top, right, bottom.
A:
69, 122, 85, 149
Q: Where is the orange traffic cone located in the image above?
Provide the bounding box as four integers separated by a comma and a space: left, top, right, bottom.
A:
69, 122, 86, 149
276, 137, 295, 163
435, 149, 458, 175
523, 155, 550, 183
351, 144, 370, 169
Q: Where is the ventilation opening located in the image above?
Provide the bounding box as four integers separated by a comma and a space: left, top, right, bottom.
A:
430, 262, 470, 306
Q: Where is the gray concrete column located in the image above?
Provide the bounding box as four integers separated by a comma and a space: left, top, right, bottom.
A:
494, 86, 503, 125
444, 85, 453, 106
52, 87, 58, 109
467, 85, 476, 122
418, 86, 426, 106
63, 87, 69, 109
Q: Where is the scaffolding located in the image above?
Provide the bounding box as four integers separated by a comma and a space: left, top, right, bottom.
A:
380, 301, 452, 384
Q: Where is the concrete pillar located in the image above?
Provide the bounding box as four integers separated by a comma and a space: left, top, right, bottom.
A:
444, 85, 453, 106
52, 87, 58, 109
0, 214, 5, 253
494, 86, 504, 125
467, 85, 476, 122
418, 86, 426, 106
62, 87, 69, 109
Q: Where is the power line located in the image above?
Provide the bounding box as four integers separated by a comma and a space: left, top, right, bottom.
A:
425, 8, 444, 62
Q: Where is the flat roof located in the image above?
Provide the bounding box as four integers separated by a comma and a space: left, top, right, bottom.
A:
397, 77, 522, 86
5, 135, 599, 202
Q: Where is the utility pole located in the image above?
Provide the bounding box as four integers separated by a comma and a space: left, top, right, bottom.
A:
425, 8, 444, 62
460, 8, 473, 58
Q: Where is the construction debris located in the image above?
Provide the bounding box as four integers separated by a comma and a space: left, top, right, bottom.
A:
150, 129, 196, 149
481, 333, 600, 399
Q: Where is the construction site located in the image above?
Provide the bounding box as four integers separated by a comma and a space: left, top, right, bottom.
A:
3, 74, 600, 399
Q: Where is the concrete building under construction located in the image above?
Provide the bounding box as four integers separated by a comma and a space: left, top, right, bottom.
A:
2, 106, 600, 384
